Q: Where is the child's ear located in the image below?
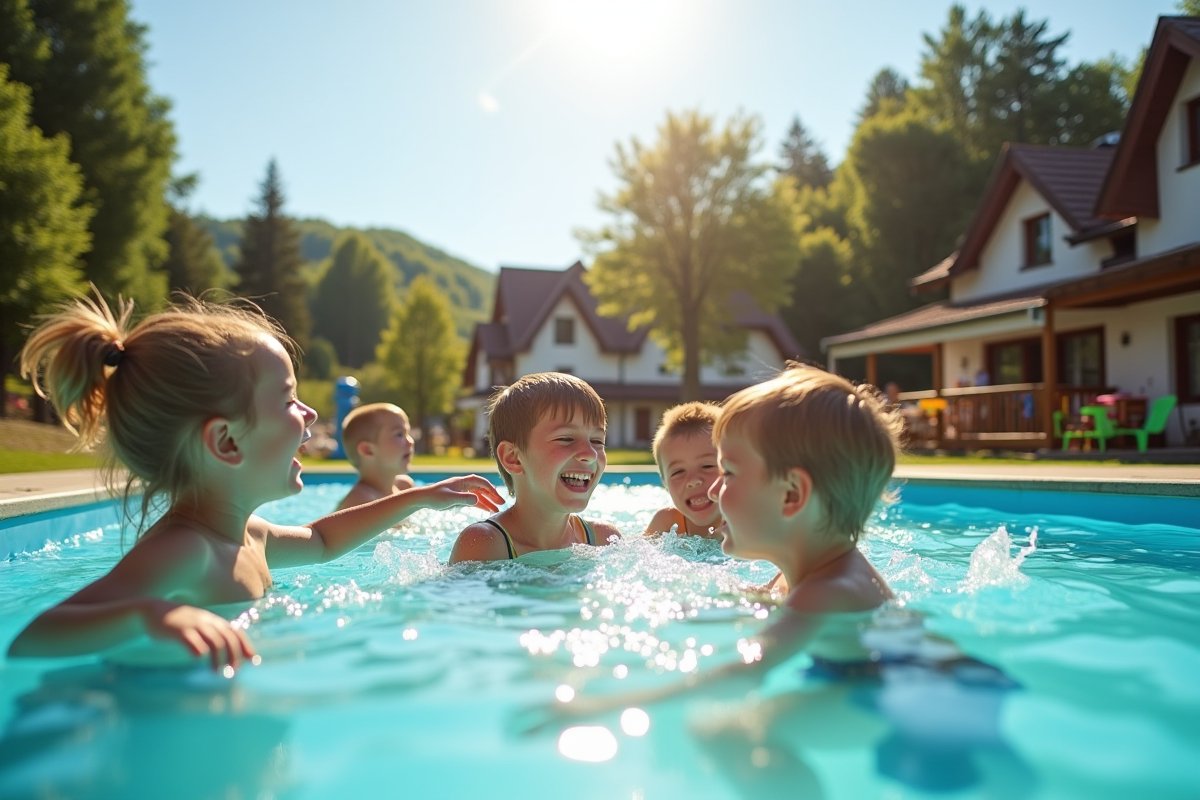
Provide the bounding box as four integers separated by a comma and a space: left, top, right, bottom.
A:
781, 467, 813, 519
495, 441, 523, 476
201, 417, 244, 467
356, 440, 374, 461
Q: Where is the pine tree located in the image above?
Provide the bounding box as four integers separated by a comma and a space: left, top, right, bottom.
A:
377, 276, 463, 453
860, 68, 910, 121
0, 0, 175, 308
779, 116, 833, 189
311, 232, 395, 368
0, 64, 92, 409
234, 160, 311, 349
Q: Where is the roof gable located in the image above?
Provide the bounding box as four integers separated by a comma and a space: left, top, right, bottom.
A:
1095, 16, 1200, 218
942, 143, 1114, 281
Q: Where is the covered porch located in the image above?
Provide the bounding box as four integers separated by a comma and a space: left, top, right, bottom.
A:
823, 245, 1200, 450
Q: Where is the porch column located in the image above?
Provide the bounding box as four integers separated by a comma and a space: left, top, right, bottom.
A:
1040, 303, 1057, 444
866, 353, 878, 387
932, 343, 943, 394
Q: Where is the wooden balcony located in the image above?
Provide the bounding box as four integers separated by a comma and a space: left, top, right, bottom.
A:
897, 384, 1114, 450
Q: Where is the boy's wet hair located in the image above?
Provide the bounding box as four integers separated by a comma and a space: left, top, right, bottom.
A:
20, 290, 296, 539
342, 403, 409, 468
714, 364, 903, 542
486, 372, 606, 494
651, 402, 721, 476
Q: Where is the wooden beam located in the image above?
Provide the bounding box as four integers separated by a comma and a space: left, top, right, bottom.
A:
1041, 303, 1057, 446
866, 353, 878, 387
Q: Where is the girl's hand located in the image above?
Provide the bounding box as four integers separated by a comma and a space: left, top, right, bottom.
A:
143, 600, 257, 673
415, 475, 504, 513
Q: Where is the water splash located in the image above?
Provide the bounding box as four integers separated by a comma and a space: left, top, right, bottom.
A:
958, 526, 1038, 593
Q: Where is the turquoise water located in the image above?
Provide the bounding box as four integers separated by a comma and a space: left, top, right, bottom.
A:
1, 475, 1198, 799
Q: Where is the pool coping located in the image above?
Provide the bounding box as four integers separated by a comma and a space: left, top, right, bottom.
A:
2, 462, 1198, 521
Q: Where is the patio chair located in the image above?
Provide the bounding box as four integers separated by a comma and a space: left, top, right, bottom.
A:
1113, 395, 1177, 453
1060, 405, 1116, 452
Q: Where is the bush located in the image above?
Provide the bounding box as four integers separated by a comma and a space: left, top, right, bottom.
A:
303, 336, 339, 380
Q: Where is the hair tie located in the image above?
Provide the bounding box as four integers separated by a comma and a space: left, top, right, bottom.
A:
104, 341, 125, 368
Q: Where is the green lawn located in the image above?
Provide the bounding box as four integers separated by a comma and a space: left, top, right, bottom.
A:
0, 449, 102, 474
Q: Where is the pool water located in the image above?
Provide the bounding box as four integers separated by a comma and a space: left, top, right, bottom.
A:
1, 476, 1198, 800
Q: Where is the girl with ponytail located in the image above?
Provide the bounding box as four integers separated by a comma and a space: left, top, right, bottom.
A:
9, 292, 503, 672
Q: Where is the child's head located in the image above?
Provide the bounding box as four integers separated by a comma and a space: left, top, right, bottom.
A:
19, 292, 314, 532
342, 403, 413, 474
653, 402, 722, 530
712, 365, 902, 550
486, 372, 606, 496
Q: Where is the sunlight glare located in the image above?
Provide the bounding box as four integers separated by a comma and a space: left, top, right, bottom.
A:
557, 725, 619, 762
543, 0, 684, 65
620, 707, 651, 737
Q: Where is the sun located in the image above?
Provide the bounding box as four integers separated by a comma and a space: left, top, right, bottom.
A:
542, 0, 685, 65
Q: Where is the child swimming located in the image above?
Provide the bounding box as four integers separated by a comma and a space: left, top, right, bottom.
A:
8, 293, 502, 671
336, 402, 416, 511
449, 372, 619, 563
644, 402, 723, 538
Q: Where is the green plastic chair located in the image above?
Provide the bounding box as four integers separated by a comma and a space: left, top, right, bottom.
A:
1114, 395, 1178, 453
1061, 405, 1116, 452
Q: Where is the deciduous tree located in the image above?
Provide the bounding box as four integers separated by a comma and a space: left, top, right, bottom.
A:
377, 276, 463, 453
582, 110, 800, 401
311, 232, 395, 368
0, 65, 91, 409
0, 0, 175, 307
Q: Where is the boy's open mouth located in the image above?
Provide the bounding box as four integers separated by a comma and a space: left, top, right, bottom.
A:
560, 471, 592, 491
687, 495, 714, 511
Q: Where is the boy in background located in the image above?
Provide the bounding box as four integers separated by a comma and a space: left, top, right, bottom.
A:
644, 402, 723, 538
450, 373, 619, 562
336, 403, 416, 511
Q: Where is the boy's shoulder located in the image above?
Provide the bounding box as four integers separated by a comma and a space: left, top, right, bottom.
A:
784, 550, 892, 614
337, 481, 383, 511
449, 520, 512, 564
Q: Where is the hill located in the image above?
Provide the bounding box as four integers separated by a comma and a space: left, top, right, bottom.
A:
199, 216, 495, 340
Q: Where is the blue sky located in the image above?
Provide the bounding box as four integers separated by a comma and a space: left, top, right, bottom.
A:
131, 0, 1177, 272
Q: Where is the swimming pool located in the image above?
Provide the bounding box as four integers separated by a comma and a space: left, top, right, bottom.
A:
1, 472, 1197, 799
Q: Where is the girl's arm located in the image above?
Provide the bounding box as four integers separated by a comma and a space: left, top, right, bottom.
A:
643, 507, 680, 536
265, 475, 504, 567
8, 533, 256, 671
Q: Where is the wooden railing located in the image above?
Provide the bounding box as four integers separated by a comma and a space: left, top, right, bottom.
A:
897, 384, 1114, 449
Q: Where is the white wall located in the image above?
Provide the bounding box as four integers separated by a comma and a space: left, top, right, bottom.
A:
516, 296, 620, 380
473, 348, 489, 393
1140, 56, 1200, 257
952, 179, 1108, 303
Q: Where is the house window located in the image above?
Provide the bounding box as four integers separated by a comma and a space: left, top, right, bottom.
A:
554, 317, 575, 345
1176, 314, 1200, 403
635, 407, 652, 442
1186, 96, 1200, 167
987, 337, 1043, 384
1023, 214, 1052, 267
1057, 328, 1105, 387
723, 362, 746, 377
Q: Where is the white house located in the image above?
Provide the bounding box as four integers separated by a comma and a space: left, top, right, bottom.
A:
460, 261, 801, 450
823, 15, 1200, 450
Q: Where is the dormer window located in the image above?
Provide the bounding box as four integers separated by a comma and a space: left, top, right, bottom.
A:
1186, 96, 1200, 167
1023, 213, 1052, 267
554, 317, 575, 345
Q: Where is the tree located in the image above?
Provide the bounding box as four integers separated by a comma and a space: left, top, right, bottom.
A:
778, 116, 832, 189
860, 68, 909, 121
234, 160, 311, 349
162, 176, 228, 295
582, 110, 800, 401
0, 64, 91, 409
0, 0, 175, 308
376, 276, 463, 453
781, 227, 856, 361
842, 111, 977, 321
311, 232, 395, 368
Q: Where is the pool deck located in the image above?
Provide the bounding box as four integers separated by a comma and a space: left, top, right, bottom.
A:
1, 462, 1198, 520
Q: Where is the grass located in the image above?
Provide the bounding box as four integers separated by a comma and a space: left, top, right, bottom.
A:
0, 449, 101, 474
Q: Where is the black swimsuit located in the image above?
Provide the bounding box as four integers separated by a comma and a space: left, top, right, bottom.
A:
480, 516, 596, 559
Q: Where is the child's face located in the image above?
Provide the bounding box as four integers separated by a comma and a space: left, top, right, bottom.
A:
660, 432, 721, 530
513, 408, 606, 513
709, 430, 788, 561
372, 413, 414, 474
242, 338, 318, 500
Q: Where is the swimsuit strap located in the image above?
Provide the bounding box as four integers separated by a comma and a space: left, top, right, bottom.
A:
571, 515, 596, 545
672, 509, 689, 536
481, 518, 518, 560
